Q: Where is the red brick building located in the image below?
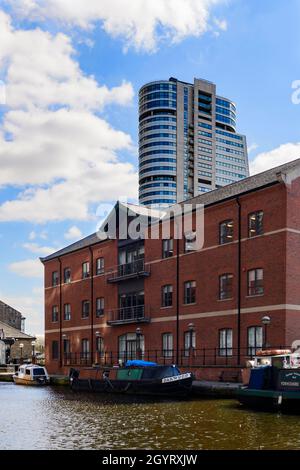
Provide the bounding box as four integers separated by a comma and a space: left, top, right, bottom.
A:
41, 159, 300, 380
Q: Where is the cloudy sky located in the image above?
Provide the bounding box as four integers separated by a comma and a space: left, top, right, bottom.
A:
0, 0, 299, 336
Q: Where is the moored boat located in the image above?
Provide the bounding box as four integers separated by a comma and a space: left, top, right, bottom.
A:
13, 364, 50, 386
238, 350, 300, 411
69, 360, 194, 398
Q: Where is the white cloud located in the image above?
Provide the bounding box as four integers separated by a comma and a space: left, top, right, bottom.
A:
0, 160, 138, 223
214, 18, 227, 31
23, 242, 56, 256
0, 108, 134, 187
8, 258, 44, 278
0, 10, 138, 222
8, 0, 227, 52
64, 225, 83, 240
29, 231, 36, 240
0, 11, 134, 110
250, 142, 300, 175
248, 143, 258, 154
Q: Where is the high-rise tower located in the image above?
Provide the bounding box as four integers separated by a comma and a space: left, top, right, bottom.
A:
138, 77, 249, 206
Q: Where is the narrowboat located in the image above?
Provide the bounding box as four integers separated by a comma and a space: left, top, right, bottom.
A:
69, 360, 194, 398
13, 364, 50, 386
238, 350, 300, 411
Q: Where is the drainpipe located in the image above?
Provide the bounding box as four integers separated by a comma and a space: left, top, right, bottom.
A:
236, 197, 242, 366
58, 257, 63, 368
89, 247, 94, 364
176, 238, 180, 365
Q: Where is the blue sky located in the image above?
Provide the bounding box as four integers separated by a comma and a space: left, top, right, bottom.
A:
0, 0, 299, 335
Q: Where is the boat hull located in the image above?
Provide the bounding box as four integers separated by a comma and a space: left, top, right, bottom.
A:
238, 388, 300, 412
70, 376, 194, 398
13, 376, 49, 386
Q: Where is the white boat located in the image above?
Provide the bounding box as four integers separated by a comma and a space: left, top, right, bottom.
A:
13, 364, 50, 386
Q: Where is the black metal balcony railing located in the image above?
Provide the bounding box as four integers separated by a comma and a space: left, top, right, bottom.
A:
62, 346, 290, 368
107, 305, 151, 326
107, 259, 150, 283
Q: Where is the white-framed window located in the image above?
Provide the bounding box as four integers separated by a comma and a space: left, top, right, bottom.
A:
219, 274, 233, 300
219, 329, 233, 356
96, 297, 105, 317
248, 326, 263, 356
64, 267, 71, 284
162, 333, 173, 358
52, 305, 59, 322
162, 239, 174, 258
248, 268, 264, 296
96, 257, 105, 275
184, 281, 196, 304
184, 330, 196, 357
96, 336, 104, 356
82, 262, 90, 279
82, 300, 90, 318
52, 271, 59, 287
219, 220, 234, 244
64, 303, 71, 321
162, 285, 173, 307
249, 211, 264, 238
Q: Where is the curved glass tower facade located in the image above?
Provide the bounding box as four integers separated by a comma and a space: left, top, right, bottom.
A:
138, 77, 249, 207
139, 80, 178, 206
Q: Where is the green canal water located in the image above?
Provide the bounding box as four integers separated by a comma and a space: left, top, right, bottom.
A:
0, 382, 300, 450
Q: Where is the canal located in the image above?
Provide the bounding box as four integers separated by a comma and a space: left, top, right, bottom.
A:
1, 382, 300, 450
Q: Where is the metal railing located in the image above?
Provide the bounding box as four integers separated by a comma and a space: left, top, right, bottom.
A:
106, 259, 150, 282
62, 346, 290, 368
107, 305, 151, 325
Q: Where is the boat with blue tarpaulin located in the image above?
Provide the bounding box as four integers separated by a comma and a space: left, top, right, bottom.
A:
69, 360, 194, 398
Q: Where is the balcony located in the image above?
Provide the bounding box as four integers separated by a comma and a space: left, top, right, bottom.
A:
107, 305, 151, 326
107, 259, 150, 283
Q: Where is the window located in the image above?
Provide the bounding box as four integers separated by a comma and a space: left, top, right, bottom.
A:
249, 211, 264, 238
96, 257, 104, 275
64, 303, 71, 321
162, 285, 173, 307
63, 267, 71, 284
248, 326, 263, 356
52, 305, 59, 322
82, 262, 90, 279
184, 232, 196, 252
219, 220, 234, 244
248, 269, 264, 296
162, 239, 173, 258
82, 300, 90, 318
81, 339, 90, 360
96, 297, 105, 317
184, 281, 196, 304
52, 271, 59, 287
184, 330, 196, 356
63, 339, 70, 354
96, 336, 104, 356
219, 274, 233, 300
219, 329, 233, 356
52, 341, 59, 360
162, 333, 173, 358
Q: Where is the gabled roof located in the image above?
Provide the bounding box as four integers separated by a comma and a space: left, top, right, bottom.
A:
0, 320, 35, 340
41, 158, 300, 263
41, 201, 164, 262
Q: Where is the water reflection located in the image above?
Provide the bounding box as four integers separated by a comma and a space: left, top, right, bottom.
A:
0, 383, 299, 450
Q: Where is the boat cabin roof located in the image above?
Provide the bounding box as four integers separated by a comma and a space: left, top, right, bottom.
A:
19, 364, 47, 372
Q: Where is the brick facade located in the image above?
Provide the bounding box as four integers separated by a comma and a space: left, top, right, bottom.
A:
42, 160, 300, 379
